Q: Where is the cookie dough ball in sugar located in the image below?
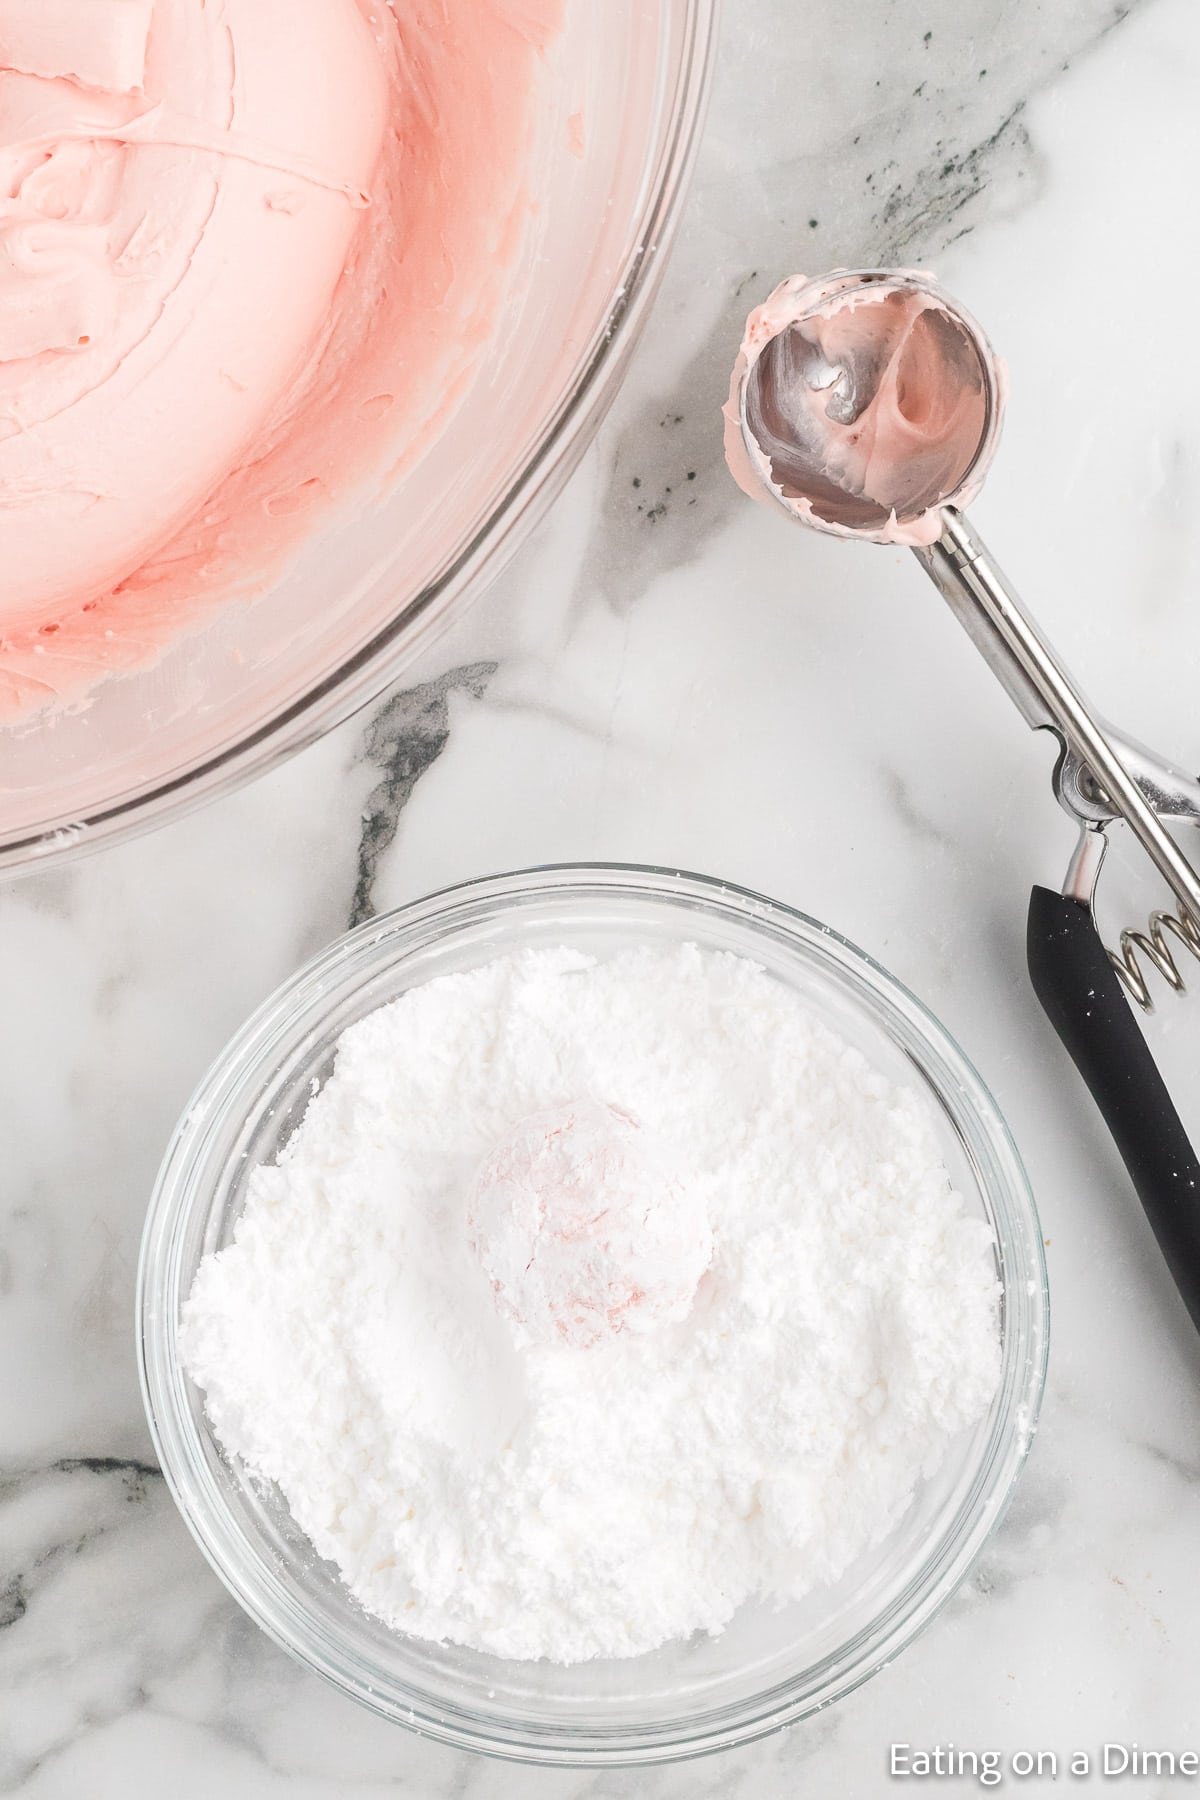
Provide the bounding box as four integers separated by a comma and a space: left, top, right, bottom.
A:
467, 1099, 713, 1349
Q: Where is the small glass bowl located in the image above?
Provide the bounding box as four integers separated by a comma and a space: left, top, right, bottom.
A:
138, 865, 1048, 1766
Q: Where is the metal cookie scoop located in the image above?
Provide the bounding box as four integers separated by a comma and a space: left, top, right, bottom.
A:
729, 267, 1200, 1332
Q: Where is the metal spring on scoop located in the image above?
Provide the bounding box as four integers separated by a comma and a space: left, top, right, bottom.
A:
1109, 905, 1200, 1012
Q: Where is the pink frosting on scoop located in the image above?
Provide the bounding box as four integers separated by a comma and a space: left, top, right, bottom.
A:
0, 0, 560, 716
724, 271, 1003, 547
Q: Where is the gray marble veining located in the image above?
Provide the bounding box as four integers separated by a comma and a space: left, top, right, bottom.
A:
351, 664, 498, 926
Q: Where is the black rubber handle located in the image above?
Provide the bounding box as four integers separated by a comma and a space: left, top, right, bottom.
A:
1027, 884, 1200, 1333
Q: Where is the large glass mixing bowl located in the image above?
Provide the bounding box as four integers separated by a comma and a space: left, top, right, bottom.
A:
0, 3, 717, 873
139, 865, 1049, 1766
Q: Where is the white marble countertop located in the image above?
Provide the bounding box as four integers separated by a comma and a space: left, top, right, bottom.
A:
5, 0, 1200, 1793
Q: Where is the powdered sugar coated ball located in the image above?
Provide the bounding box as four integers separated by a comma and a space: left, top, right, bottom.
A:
467, 1099, 713, 1349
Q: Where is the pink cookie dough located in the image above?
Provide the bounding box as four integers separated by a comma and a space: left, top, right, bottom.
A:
467, 1099, 714, 1351
0, 0, 560, 715
724, 270, 1002, 546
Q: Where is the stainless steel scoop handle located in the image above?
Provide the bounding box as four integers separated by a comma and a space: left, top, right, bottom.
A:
919, 508, 1200, 1333
915, 509, 1200, 925
729, 264, 1200, 1328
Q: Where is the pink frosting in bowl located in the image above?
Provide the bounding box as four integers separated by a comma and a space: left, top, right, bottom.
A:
0, 0, 560, 717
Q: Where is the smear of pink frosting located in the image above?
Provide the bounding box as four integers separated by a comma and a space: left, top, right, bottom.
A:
0, 0, 560, 718
723, 271, 1003, 547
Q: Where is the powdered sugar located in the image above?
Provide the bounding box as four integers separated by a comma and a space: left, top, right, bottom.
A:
181, 943, 1000, 1664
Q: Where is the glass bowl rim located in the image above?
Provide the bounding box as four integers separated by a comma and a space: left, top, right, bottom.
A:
137, 861, 1050, 1766
4, 0, 720, 876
